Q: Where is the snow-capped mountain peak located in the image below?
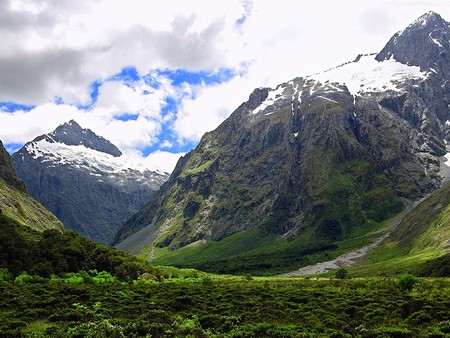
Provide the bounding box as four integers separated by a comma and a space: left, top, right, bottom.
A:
11, 121, 169, 244
249, 54, 429, 119
36, 119, 122, 157
376, 10, 450, 77
307, 54, 428, 97
405, 11, 448, 32
22, 120, 168, 178
25, 138, 167, 178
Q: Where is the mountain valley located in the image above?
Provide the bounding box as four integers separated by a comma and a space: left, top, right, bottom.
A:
2, 9, 450, 338
115, 12, 450, 276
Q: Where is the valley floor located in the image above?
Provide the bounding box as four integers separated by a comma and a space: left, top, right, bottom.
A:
280, 199, 424, 277
1, 277, 450, 337
280, 233, 390, 276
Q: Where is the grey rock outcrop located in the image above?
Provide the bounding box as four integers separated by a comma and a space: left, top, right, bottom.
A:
376, 11, 450, 77
40, 120, 123, 157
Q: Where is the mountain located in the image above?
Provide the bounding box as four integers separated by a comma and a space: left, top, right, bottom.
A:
11, 120, 168, 244
114, 12, 450, 261
391, 181, 450, 254
0, 140, 64, 232
0, 140, 27, 193
376, 11, 450, 78
344, 178, 450, 278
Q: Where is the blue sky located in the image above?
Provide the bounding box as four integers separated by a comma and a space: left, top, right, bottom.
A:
1, 0, 449, 172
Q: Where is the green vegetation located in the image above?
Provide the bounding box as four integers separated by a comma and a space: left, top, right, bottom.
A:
0, 178, 64, 232
0, 212, 157, 281
392, 182, 450, 252
154, 228, 386, 275
417, 253, 450, 277
339, 181, 450, 279
312, 160, 404, 241
1, 276, 450, 337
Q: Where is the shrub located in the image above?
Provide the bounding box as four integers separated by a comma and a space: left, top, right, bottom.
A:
396, 274, 420, 291
133, 279, 157, 285
14, 272, 35, 283
67, 319, 125, 337
172, 315, 207, 337
0, 267, 13, 281
92, 271, 116, 283
335, 268, 348, 279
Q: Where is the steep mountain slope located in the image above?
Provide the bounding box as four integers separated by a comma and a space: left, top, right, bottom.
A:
115, 12, 450, 259
0, 140, 63, 232
12, 120, 168, 244
0, 140, 27, 193
342, 178, 450, 278
391, 181, 450, 254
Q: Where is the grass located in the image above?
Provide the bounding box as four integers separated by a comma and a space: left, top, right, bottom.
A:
345, 245, 443, 278
153, 227, 385, 276
21, 320, 54, 335
155, 229, 276, 265
333, 182, 450, 279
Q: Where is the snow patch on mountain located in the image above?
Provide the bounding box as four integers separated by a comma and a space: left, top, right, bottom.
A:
308, 55, 428, 97
251, 85, 286, 115
25, 139, 168, 178
429, 32, 444, 48
249, 54, 429, 120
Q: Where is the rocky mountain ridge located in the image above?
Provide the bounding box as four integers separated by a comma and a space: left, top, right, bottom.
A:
114, 12, 450, 253
12, 120, 168, 244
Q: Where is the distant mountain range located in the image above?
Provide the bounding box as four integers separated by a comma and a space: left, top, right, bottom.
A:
114, 11, 450, 268
12, 120, 168, 244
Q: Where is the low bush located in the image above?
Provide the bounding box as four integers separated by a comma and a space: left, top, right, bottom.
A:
1, 277, 449, 337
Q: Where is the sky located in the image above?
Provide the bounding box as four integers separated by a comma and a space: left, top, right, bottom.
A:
1, 0, 450, 172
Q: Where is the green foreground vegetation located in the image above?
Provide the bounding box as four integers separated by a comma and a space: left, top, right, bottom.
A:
1, 276, 450, 337
0, 211, 158, 281
3, 184, 450, 337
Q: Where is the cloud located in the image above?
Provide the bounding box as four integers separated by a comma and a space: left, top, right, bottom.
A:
174, 75, 253, 141
0, 103, 83, 144
143, 150, 186, 173
2, 0, 450, 174
0, 0, 246, 105
94, 81, 162, 118
98, 117, 161, 153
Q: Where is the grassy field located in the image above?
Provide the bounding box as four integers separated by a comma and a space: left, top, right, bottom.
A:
152, 228, 385, 276
1, 276, 450, 337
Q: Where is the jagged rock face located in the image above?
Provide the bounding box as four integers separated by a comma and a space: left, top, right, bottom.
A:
41, 119, 122, 157
376, 12, 450, 78
115, 12, 450, 250
0, 141, 64, 232
12, 121, 168, 244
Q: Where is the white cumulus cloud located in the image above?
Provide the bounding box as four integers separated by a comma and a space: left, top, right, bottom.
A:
1, 0, 450, 173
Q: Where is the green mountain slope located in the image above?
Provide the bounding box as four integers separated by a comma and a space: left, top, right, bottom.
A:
392, 182, 450, 253
345, 181, 450, 277
0, 140, 63, 232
